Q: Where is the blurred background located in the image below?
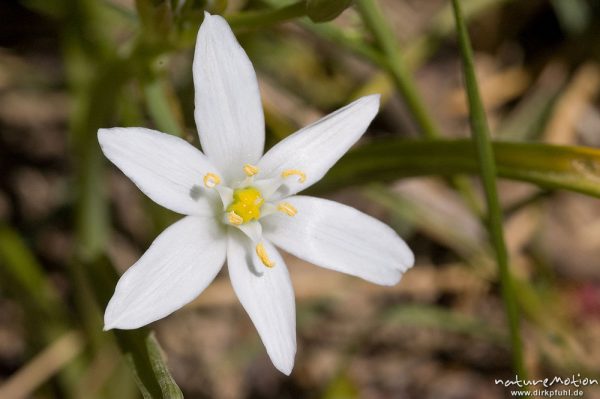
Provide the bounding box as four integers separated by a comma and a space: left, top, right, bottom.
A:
1, 0, 600, 398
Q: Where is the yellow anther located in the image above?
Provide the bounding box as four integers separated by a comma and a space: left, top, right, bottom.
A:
256, 242, 275, 268
281, 169, 306, 183
243, 163, 259, 177
277, 202, 297, 216
227, 211, 243, 226
226, 187, 264, 223
203, 173, 221, 188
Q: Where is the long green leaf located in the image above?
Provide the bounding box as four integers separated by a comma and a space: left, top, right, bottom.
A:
146, 333, 184, 399
0, 226, 67, 339
451, 0, 524, 379
87, 256, 183, 399
312, 139, 600, 199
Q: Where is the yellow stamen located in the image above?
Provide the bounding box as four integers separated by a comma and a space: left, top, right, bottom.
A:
203, 173, 221, 188
226, 187, 264, 223
243, 163, 259, 177
256, 242, 275, 268
281, 169, 306, 183
277, 202, 297, 216
227, 211, 243, 226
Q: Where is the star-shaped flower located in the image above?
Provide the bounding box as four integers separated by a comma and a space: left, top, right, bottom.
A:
100, 12, 414, 375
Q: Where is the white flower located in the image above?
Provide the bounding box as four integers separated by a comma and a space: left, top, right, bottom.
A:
99, 12, 414, 375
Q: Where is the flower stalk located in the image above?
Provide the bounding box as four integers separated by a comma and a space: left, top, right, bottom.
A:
451, 0, 526, 379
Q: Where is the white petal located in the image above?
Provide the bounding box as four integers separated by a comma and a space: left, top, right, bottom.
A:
98, 127, 220, 216
236, 220, 263, 243
263, 196, 414, 285
193, 13, 265, 182
227, 233, 296, 375
257, 95, 380, 196
104, 216, 226, 330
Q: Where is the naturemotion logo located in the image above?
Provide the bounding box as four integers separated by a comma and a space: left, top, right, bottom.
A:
495, 374, 598, 397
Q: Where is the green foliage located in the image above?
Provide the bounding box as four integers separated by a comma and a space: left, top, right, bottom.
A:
120, 332, 183, 399
315, 140, 600, 199
88, 256, 183, 399
322, 373, 360, 399
0, 226, 67, 340
306, 0, 353, 22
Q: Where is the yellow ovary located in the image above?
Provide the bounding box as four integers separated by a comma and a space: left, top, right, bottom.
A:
226, 187, 264, 223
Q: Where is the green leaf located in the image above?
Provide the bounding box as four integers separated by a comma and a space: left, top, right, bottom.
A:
117, 330, 181, 399
146, 333, 184, 399
306, 0, 353, 23
118, 332, 183, 399
0, 226, 81, 397
0, 225, 67, 336
88, 256, 183, 399
354, 0, 483, 215
312, 139, 600, 199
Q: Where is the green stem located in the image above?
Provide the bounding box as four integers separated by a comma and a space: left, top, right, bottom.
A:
226, 1, 306, 29
306, 23, 387, 65
355, 0, 440, 139
355, 0, 483, 216
143, 74, 185, 137
451, 0, 525, 379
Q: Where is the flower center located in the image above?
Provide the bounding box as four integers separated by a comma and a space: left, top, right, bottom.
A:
201, 166, 306, 270
226, 187, 264, 224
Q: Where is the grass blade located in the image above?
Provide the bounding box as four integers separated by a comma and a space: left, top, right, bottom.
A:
451, 0, 525, 378
146, 333, 183, 399
355, 0, 440, 139
355, 0, 484, 214
0, 225, 67, 339
87, 256, 183, 399
313, 139, 600, 199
